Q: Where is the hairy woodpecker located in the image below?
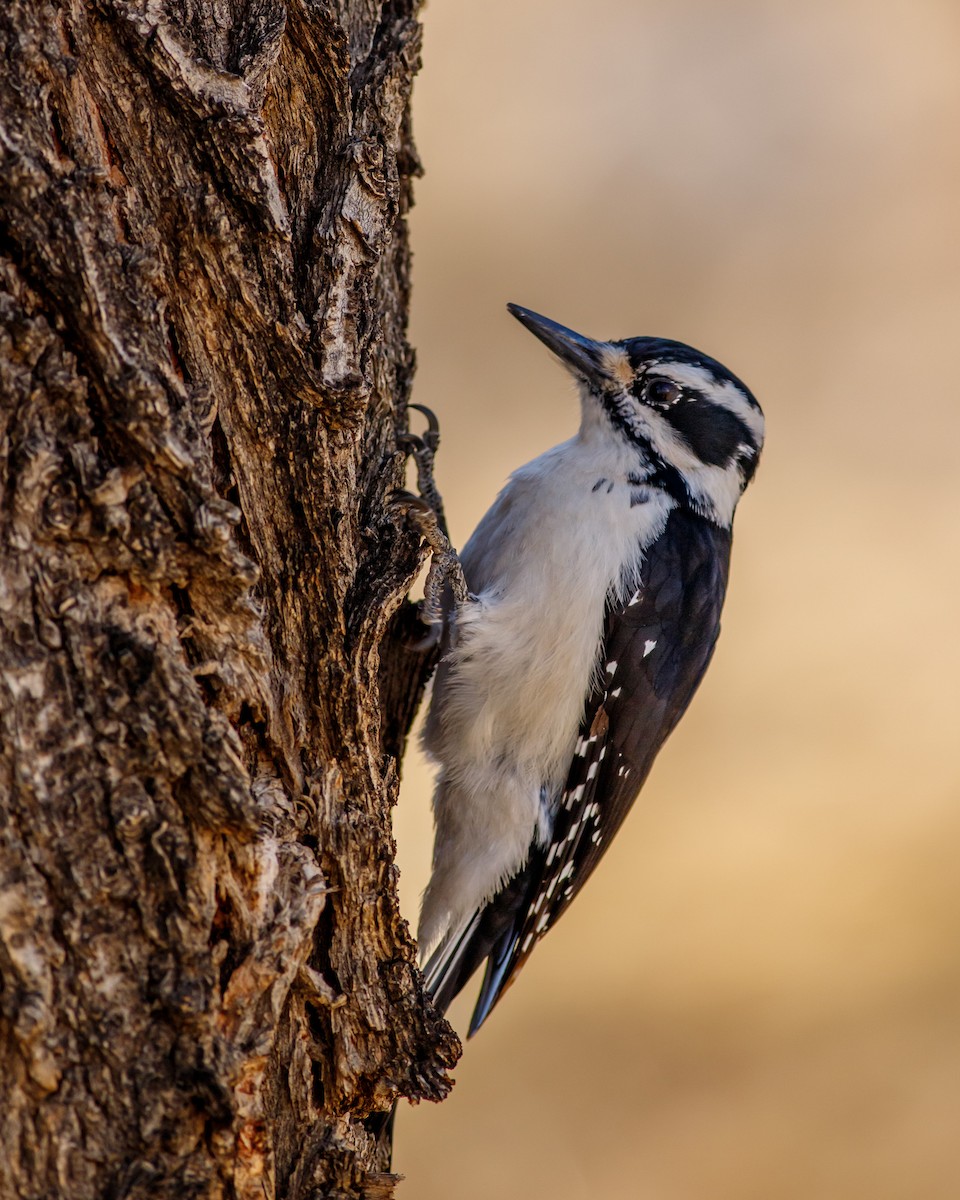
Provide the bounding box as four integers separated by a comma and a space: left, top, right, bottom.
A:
410, 304, 764, 1035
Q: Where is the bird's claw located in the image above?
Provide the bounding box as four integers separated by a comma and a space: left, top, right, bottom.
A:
391, 488, 436, 523
394, 406, 465, 624
397, 432, 425, 454
408, 403, 441, 453
399, 406, 447, 535
391, 489, 469, 628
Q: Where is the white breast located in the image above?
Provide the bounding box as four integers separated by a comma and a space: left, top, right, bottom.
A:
419, 434, 673, 947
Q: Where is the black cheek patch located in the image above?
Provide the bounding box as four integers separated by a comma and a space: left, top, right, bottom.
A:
664, 397, 751, 467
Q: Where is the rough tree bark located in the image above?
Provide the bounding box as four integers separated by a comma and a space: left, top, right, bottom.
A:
0, 1, 459, 1197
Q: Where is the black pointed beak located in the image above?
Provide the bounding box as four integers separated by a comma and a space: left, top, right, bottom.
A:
507, 304, 611, 388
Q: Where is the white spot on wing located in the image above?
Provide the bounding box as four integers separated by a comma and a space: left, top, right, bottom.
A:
643, 639, 657, 657
565, 783, 585, 809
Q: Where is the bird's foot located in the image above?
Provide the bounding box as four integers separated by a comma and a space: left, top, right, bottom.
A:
395, 404, 469, 629
397, 403, 448, 538
392, 490, 469, 628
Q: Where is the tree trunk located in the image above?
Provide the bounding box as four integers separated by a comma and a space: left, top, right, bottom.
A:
0, 1, 458, 1196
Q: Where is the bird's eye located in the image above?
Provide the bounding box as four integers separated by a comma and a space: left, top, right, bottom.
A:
643, 378, 682, 409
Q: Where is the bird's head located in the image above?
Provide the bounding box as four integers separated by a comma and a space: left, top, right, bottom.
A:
508, 303, 765, 526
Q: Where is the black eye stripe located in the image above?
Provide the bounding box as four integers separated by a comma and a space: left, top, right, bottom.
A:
626, 373, 756, 469
659, 394, 754, 467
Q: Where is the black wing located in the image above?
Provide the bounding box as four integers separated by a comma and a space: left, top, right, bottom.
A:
432, 509, 733, 1033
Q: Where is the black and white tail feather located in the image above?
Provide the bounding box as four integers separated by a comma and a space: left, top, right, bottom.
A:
416, 305, 763, 1035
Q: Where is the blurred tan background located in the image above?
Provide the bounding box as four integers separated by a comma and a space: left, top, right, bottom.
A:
391, 2, 960, 1196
